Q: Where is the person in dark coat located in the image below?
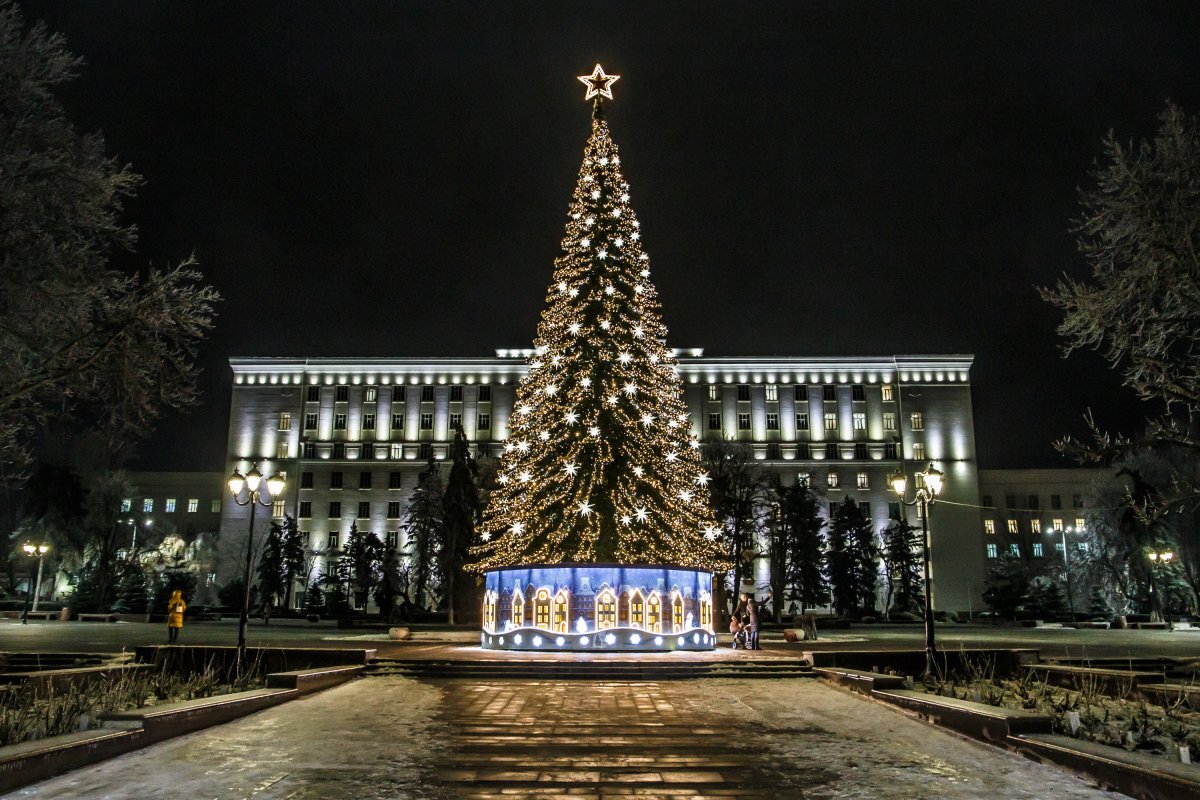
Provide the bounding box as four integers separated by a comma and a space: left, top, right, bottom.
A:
738, 592, 761, 651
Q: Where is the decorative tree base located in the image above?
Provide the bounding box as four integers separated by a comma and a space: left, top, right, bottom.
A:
481, 564, 715, 652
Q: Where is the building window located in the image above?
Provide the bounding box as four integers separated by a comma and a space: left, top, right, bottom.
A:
479, 442, 492, 457
143, 499, 154, 513
881, 384, 894, 402
766, 443, 781, 459
1050, 494, 1062, 510
912, 443, 925, 461
363, 413, 376, 430
884, 443, 897, 459
883, 412, 896, 431
708, 413, 721, 430
737, 413, 750, 430
300, 472, 313, 488
331, 472, 343, 489
765, 384, 778, 401
449, 385, 463, 402
420, 413, 433, 430
389, 472, 402, 489
854, 443, 868, 459
1075, 517, 1085, 531
1051, 518, 1063, 532
329, 501, 341, 518
1006, 494, 1017, 509
334, 413, 347, 430
390, 444, 403, 459
357, 501, 370, 519
392, 385, 406, 402
856, 472, 868, 489
827, 472, 839, 489
1027, 494, 1040, 510
986, 543, 998, 559
421, 386, 435, 402
1010, 543, 1020, 557
1055, 542, 1065, 555
796, 412, 809, 431
824, 412, 837, 431
794, 385, 808, 401
852, 412, 866, 431
391, 413, 404, 430
860, 501, 871, 517
362, 386, 376, 402
984, 519, 995, 534
335, 385, 349, 402
852, 385, 865, 401
278, 413, 292, 431
478, 413, 491, 430
796, 472, 810, 487
304, 413, 317, 430
478, 385, 491, 401
822, 385, 836, 401
332, 442, 346, 459
418, 443, 433, 460
306, 385, 320, 402
272, 499, 285, 518
826, 442, 839, 460
707, 384, 719, 401
277, 442, 289, 459
1072, 494, 1083, 509
303, 442, 316, 458
910, 412, 923, 430
121, 498, 132, 512
187, 498, 199, 513
449, 412, 462, 428
387, 501, 401, 518
386, 531, 399, 549
1032, 542, 1044, 558
982, 495, 993, 508
359, 471, 372, 489
888, 501, 901, 520
1007, 519, 1018, 534
165, 498, 176, 513
327, 532, 338, 550
211, 499, 221, 513
736, 385, 750, 402
766, 413, 779, 430
299, 501, 312, 518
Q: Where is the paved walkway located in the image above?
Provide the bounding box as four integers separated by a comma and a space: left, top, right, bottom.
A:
8, 676, 1122, 799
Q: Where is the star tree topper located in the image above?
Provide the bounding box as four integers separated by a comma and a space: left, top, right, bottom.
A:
578, 64, 620, 100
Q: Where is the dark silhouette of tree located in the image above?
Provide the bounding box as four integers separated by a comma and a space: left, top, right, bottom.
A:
339, 523, 383, 610
773, 481, 827, 616
403, 458, 443, 610
827, 497, 878, 618
256, 521, 286, 614
441, 423, 481, 625
279, 515, 305, 609
704, 439, 772, 622
880, 516, 923, 617
982, 554, 1030, 620
375, 544, 410, 621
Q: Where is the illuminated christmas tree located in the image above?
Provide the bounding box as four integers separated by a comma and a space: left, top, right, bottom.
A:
469, 66, 725, 575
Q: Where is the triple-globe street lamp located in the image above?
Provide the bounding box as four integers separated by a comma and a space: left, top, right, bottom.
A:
20, 542, 50, 624
1147, 548, 1175, 628
889, 461, 944, 676
227, 464, 285, 663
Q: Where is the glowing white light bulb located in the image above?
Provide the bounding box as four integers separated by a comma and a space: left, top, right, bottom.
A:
591, 189, 600, 199
605, 633, 616, 645
605, 284, 614, 295
599, 157, 609, 165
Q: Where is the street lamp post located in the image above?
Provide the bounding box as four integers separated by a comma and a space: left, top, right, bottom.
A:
20, 542, 50, 623
1147, 549, 1175, 629
227, 464, 286, 667
889, 461, 945, 676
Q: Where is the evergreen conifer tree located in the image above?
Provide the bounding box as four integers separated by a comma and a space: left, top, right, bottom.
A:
280, 515, 306, 610
404, 458, 444, 610
828, 497, 878, 617
776, 481, 828, 615
442, 423, 481, 624
982, 554, 1030, 620
881, 517, 924, 617
468, 96, 723, 572
256, 521, 286, 612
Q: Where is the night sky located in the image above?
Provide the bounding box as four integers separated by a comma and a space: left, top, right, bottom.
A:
18, 1, 1200, 472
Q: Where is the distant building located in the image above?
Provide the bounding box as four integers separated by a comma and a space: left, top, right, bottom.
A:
219, 351, 988, 613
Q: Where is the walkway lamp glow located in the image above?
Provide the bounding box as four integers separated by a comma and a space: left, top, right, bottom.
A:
227, 463, 285, 668
20, 542, 50, 623
1147, 549, 1175, 628
889, 461, 944, 676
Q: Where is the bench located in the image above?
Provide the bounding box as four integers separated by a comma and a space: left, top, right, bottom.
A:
266, 664, 362, 695
77, 613, 118, 622
814, 666, 907, 695
1021, 663, 1160, 697
18, 611, 57, 621
872, 689, 1052, 743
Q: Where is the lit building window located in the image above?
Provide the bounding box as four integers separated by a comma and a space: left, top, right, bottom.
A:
553, 589, 570, 633
1052, 518, 1064, 532
671, 591, 685, 632
708, 384, 719, 401
165, 498, 176, 513
796, 472, 810, 487
856, 472, 868, 490
512, 588, 525, 627
187, 498, 198, 513
646, 592, 662, 633
364, 387, 377, 402
765, 384, 778, 401
121, 498, 132, 512
534, 588, 551, 630
278, 413, 292, 431
596, 588, 617, 629
1075, 517, 1085, 531
390, 444, 403, 459
881, 384, 894, 402
766, 413, 779, 430
1007, 519, 1018, 534
272, 500, 285, 518
630, 590, 646, 629
143, 499, 153, 513
700, 591, 712, 630
824, 412, 837, 431
984, 519, 995, 534
912, 443, 925, 461
327, 532, 338, 550
852, 412, 866, 431
883, 412, 896, 431
1009, 543, 1020, 557
827, 472, 839, 489
986, 543, 998, 559
910, 412, 924, 430
277, 442, 289, 459
1033, 542, 1044, 557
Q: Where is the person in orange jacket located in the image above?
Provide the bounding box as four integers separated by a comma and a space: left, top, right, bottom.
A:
166, 589, 187, 643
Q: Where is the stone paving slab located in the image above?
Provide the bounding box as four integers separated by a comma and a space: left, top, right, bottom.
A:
5, 676, 1130, 799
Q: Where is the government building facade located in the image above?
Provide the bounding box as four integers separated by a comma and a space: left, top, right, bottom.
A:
220, 350, 988, 613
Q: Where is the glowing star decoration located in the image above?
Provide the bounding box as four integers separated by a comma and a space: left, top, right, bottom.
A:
557, 281, 568, 293
695, 472, 711, 487
510, 522, 525, 534
563, 461, 578, 476
517, 440, 530, 453
568, 322, 582, 335
480, 531, 492, 541
641, 414, 655, 427
577, 63, 620, 101
578, 500, 594, 516
618, 352, 632, 364
704, 526, 720, 540
623, 382, 637, 396
518, 404, 532, 416
632, 466, 644, 477
620, 515, 632, 526
600, 319, 611, 330
497, 473, 509, 485
665, 451, 678, 462
635, 507, 649, 523
545, 384, 558, 396
588, 426, 601, 437
679, 490, 693, 502
580, 377, 591, 388
564, 411, 579, 425
539, 431, 550, 441
569, 287, 579, 297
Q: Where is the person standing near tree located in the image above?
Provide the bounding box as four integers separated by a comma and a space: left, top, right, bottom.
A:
737, 592, 761, 651
166, 589, 186, 643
